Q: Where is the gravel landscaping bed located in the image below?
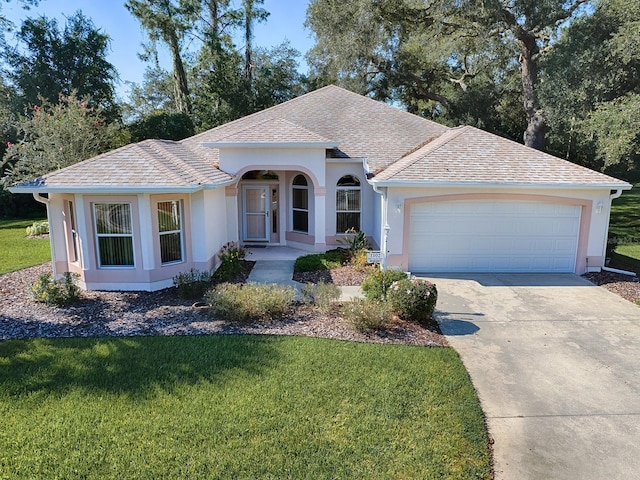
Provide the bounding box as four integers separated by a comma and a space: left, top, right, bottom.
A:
0, 263, 446, 346
584, 259, 640, 304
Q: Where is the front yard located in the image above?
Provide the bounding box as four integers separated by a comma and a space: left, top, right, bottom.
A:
0, 335, 491, 479
0, 218, 50, 275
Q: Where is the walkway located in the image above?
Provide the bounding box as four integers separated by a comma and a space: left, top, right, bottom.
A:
245, 246, 362, 300
424, 273, 640, 480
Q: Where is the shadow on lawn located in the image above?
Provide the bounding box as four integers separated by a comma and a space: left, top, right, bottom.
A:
0, 335, 281, 398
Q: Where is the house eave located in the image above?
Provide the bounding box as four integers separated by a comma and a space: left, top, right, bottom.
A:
367, 179, 633, 190
202, 141, 339, 149
8, 180, 234, 195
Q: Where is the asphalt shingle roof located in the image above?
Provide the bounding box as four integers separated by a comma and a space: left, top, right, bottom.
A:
21, 139, 232, 192
182, 85, 448, 171
374, 126, 629, 187
12, 85, 630, 192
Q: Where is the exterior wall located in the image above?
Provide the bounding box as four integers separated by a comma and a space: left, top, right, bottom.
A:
385, 186, 614, 274
47, 189, 230, 291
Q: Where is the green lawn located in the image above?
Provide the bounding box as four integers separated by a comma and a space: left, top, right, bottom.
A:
0, 335, 491, 479
610, 184, 640, 264
0, 218, 51, 274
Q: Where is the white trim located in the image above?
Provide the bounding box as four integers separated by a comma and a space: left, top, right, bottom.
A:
93, 202, 136, 269
203, 141, 338, 149
242, 185, 270, 242
8, 181, 234, 195
369, 180, 633, 189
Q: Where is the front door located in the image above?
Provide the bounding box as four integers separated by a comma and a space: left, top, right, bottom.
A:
242, 185, 270, 241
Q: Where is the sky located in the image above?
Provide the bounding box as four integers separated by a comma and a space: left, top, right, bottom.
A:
4, 0, 315, 98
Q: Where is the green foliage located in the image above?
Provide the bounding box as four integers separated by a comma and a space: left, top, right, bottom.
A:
342, 298, 393, 332
4, 11, 118, 118
540, 0, 640, 174
213, 241, 247, 281
172, 268, 213, 299
31, 271, 80, 306
0, 336, 491, 478
361, 268, 408, 301
294, 250, 345, 272
25, 220, 48, 236
1, 93, 121, 187
301, 280, 341, 312
0, 218, 50, 274
206, 282, 295, 322
129, 111, 195, 142
338, 227, 371, 255
387, 278, 438, 325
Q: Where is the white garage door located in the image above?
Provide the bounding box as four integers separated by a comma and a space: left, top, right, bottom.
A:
408, 200, 581, 273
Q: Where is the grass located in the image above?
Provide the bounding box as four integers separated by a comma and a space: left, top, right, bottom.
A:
0, 335, 491, 479
0, 218, 51, 275
294, 249, 346, 272
610, 183, 640, 264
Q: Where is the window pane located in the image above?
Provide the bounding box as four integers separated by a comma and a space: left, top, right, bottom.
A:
292, 174, 308, 186
158, 201, 181, 232
337, 175, 360, 187
95, 204, 132, 234
160, 232, 182, 263
293, 210, 308, 232
99, 237, 134, 266
336, 190, 360, 211
337, 212, 360, 233
292, 188, 308, 209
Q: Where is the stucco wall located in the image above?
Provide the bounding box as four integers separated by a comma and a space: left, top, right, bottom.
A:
385, 186, 615, 274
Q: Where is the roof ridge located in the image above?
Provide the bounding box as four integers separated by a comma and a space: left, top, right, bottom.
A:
136, 141, 195, 185
376, 126, 466, 179
214, 117, 334, 143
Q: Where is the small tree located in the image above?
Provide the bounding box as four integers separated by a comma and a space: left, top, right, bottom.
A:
1, 92, 120, 187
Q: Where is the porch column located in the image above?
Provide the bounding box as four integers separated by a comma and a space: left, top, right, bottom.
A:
314, 188, 326, 251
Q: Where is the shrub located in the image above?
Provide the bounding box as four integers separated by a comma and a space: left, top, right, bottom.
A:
387, 278, 438, 325
31, 271, 80, 306
342, 298, 393, 332
173, 268, 213, 299
294, 251, 344, 272
214, 242, 247, 280
301, 280, 341, 312
361, 268, 408, 301
206, 282, 296, 322
25, 220, 49, 236
338, 228, 371, 256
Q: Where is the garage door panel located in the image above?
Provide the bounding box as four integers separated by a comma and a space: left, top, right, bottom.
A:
408, 200, 580, 273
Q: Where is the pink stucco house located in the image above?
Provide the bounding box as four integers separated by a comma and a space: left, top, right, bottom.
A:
10, 85, 631, 291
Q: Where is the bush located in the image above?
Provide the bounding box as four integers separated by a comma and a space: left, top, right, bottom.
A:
206, 282, 296, 322
342, 298, 393, 332
31, 271, 80, 306
301, 280, 341, 312
361, 269, 408, 301
173, 268, 213, 299
387, 278, 438, 325
338, 228, 371, 255
214, 242, 247, 281
26, 220, 49, 236
294, 251, 344, 272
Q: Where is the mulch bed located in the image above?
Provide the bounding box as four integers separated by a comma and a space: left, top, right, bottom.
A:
0, 262, 447, 346
583, 257, 640, 304
293, 265, 374, 286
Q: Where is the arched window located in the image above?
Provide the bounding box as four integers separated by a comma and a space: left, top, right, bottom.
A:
336, 175, 361, 233
292, 174, 308, 233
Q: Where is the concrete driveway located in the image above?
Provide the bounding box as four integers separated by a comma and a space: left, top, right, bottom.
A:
425, 273, 640, 480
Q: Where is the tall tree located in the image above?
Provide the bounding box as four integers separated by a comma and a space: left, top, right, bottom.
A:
1, 93, 120, 187
3, 11, 118, 118
241, 0, 268, 103
540, 0, 640, 174
126, 0, 200, 114
306, 0, 592, 150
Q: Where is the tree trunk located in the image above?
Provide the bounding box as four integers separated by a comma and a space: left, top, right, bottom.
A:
244, 0, 253, 99
519, 36, 546, 150
168, 30, 192, 114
